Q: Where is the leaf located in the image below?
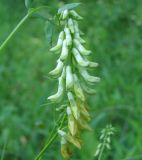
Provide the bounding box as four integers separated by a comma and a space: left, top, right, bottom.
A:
25, 0, 34, 9
45, 21, 54, 46
58, 3, 81, 13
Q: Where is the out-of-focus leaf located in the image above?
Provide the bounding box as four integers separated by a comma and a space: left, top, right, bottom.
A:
58, 3, 81, 13
25, 0, 34, 9
45, 21, 54, 46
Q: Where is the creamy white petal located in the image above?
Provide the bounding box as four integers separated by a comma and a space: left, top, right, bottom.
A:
72, 48, 89, 67
66, 66, 74, 90
74, 39, 91, 56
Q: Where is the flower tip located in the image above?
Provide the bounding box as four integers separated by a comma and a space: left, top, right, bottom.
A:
47, 96, 51, 100
95, 77, 101, 82
58, 130, 66, 136
50, 48, 55, 52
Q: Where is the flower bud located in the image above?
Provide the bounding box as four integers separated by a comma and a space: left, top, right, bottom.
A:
74, 39, 91, 56
84, 86, 96, 95
62, 10, 69, 20
78, 118, 92, 131
67, 107, 78, 136
61, 137, 67, 146
75, 33, 86, 44
73, 74, 85, 101
73, 20, 86, 43
50, 31, 64, 52
67, 92, 80, 120
78, 101, 90, 121
61, 137, 71, 159
58, 129, 81, 149
58, 130, 66, 136
70, 10, 83, 20
64, 27, 72, 46
79, 67, 100, 83
68, 18, 74, 33
60, 40, 68, 61
49, 59, 64, 77
66, 66, 74, 90
81, 82, 96, 95
48, 68, 65, 102
83, 57, 99, 68
88, 62, 98, 68
66, 134, 81, 149
73, 20, 79, 33
72, 48, 89, 67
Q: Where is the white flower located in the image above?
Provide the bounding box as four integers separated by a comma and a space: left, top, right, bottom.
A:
73, 39, 91, 56
61, 137, 67, 145
73, 20, 79, 33
67, 92, 80, 120
81, 82, 96, 95
48, 68, 65, 102
62, 10, 69, 20
79, 67, 100, 83
64, 27, 72, 46
73, 74, 85, 101
83, 57, 99, 68
74, 33, 86, 44
67, 107, 78, 136
66, 66, 74, 90
58, 129, 81, 149
72, 48, 89, 67
50, 31, 64, 52
88, 62, 98, 67
68, 18, 74, 33
78, 101, 90, 121
49, 59, 64, 77
60, 40, 69, 61
73, 20, 85, 43
70, 10, 83, 20
58, 130, 66, 136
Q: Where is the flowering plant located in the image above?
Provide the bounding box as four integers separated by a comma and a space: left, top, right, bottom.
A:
0, 2, 102, 159
48, 6, 100, 159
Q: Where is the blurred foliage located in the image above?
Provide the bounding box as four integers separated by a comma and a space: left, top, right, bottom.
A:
0, 0, 142, 159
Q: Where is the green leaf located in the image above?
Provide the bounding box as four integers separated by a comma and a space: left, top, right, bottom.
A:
58, 3, 81, 13
25, 0, 34, 9
45, 21, 54, 46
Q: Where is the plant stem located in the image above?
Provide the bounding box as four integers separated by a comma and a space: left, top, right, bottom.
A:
98, 134, 107, 160
0, 13, 29, 52
34, 113, 66, 160
98, 143, 105, 160
0, 5, 49, 52
35, 132, 58, 160
0, 140, 7, 160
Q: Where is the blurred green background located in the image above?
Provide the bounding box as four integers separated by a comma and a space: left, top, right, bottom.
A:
0, 0, 142, 159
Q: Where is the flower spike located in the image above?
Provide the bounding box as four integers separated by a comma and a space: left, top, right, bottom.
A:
47, 7, 100, 159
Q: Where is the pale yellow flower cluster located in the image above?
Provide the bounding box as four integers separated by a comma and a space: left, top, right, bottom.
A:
48, 9, 100, 159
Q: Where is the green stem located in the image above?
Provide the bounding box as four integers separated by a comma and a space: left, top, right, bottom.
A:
0, 13, 29, 52
98, 143, 105, 160
34, 113, 66, 160
98, 135, 107, 160
0, 5, 49, 52
35, 132, 58, 160
0, 140, 7, 160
